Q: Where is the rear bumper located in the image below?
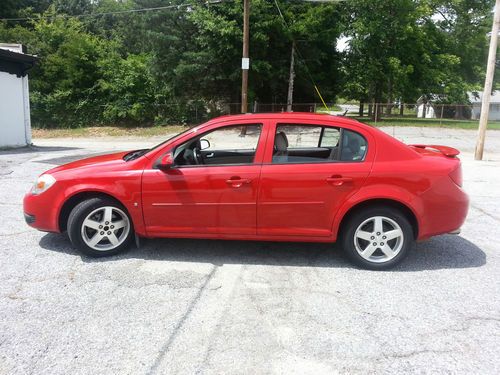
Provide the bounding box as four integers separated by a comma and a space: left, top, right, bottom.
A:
418, 176, 469, 239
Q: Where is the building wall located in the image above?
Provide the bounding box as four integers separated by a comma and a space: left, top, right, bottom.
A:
471, 103, 500, 121
0, 71, 30, 147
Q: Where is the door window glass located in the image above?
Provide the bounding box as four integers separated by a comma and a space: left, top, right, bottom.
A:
273, 124, 340, 163
174, 124, 262, 166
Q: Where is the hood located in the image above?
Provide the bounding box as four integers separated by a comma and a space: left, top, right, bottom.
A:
45, 151, 130, 175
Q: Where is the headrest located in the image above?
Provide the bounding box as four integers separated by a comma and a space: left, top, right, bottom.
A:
275, 131, 288, 151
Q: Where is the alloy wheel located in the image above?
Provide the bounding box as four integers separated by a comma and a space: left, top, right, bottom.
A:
80, 206, 130, 251
353, 216, 404, 263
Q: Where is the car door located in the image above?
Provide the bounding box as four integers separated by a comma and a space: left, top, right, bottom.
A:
142, 122, 267, 237
257, 120, 374, 238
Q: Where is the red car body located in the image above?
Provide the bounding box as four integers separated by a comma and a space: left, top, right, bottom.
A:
24, 113, 468, 246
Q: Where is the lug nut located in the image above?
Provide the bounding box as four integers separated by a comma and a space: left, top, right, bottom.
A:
371, 236, 375, 240
382, 236, 387, 239
111, 225, 114, 229
107, 231, 111, 235
99, 225, 103, 229
100, 231, 104, 235
373, 242, 377, 246
376, 232, 381, 235
380, 242, 385, 246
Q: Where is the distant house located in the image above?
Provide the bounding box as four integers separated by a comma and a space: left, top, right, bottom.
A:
416, 95, 436, 118
0, 44, 37, 148
468, 91, 500, 121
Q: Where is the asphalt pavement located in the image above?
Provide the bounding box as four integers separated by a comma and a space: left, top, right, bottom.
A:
0, 126, 499, 374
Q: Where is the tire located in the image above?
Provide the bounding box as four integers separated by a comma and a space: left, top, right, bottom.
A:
67, 197, 134, 257
340, 206, 414, 270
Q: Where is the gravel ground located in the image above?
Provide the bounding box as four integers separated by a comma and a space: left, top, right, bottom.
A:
0, 127, 499, 374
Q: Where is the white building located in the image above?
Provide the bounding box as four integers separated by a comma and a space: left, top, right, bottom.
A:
0, 44, 37, 148
468, 91, 500, 121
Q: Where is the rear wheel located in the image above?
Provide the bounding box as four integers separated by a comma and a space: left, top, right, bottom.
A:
67, 197, 133, 257
341, 206, 414, 270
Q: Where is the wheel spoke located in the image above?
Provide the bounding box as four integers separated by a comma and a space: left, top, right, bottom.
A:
113, 220, 127, 230
384, 229, 403, 241
108, 233, 120, 246
373, 217, 383, 234
362, 244, 377, 258
103, 207, 113, 223
87, 233, 103, 247
380, 244, 394, 257
356, 230, 373, 241
83, 219, 100, 230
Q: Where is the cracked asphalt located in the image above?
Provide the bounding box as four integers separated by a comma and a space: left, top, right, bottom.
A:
0, 127, 499, 374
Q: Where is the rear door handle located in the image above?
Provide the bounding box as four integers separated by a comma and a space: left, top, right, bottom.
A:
205, 152, 215, 158
226, 178, 252, 188
326, 175, 353, 186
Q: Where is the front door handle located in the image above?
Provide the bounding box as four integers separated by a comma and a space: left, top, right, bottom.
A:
326, 175, 353, 186
226, 177, 252, 188
205, 152, 215, 158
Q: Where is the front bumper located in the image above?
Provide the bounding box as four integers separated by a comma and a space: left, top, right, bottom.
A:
23, 190, 62, 233
24, 212, 35, 225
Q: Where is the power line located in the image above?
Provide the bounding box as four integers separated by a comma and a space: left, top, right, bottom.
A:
0, 1, 224, 22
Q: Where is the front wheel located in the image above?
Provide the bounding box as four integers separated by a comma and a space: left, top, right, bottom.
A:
341, 206, 414, 270
67, 197, 134, 257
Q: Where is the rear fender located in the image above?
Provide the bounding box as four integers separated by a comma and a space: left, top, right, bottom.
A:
331, 184, 422, 241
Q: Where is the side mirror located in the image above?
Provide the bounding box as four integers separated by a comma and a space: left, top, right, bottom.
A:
158, 153, 174, 170
200, 139, 210, 150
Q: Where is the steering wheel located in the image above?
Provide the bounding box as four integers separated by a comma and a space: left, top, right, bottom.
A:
193, 146, 204, 165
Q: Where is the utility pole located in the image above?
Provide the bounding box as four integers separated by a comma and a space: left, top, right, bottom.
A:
241, 0, 250, 114
475, 0, 500, 160
286, 41, 296, 112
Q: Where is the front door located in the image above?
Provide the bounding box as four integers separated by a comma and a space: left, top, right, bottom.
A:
257, 122, 373, 237
142, 123, 264, 236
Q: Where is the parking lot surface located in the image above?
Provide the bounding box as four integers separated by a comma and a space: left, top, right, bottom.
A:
0, 127, 499, 374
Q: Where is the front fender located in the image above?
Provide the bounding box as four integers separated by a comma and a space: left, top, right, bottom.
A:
57, 174, 146, 236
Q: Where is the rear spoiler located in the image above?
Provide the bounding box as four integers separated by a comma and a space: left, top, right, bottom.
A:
409, 144, 460, 157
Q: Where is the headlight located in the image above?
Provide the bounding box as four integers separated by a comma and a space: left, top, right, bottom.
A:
32, 174, 56, 195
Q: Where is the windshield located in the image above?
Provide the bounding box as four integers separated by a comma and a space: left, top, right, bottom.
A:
147, 126, 196, 153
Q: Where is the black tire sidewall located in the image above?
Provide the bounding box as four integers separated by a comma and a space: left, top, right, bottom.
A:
341, 206, 414, 270
67, 197, 134, 257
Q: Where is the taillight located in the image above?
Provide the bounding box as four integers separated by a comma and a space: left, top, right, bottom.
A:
449, 164, 463, 187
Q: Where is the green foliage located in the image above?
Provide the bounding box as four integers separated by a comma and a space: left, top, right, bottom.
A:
0, 0, 495, 127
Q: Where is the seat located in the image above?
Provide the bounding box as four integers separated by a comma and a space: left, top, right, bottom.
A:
273, 131, 289, 163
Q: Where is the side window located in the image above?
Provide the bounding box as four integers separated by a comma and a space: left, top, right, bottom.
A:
174, 124, 262, 166
340, 129, 367, 161
273, 124, 340, 163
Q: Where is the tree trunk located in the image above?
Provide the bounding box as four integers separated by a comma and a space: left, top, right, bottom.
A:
359, 101, 364, 117
368, 103, 373, 117
399, 103, 404, 116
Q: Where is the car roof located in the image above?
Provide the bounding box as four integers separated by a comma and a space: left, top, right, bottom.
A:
209, 112, 369, 128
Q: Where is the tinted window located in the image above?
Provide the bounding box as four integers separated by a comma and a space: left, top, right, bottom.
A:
340, 129, 367, 161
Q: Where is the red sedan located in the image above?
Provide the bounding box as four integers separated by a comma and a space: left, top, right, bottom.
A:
23, 113, 469, 269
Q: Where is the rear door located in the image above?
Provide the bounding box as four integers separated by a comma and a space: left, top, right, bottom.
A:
257, 120, 374, 238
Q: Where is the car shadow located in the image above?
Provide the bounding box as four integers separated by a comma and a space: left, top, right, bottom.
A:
0, 145, 81, 155
38, 233, 486, 272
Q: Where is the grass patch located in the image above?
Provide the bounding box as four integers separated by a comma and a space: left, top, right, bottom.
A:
32, 125, 189, 138
353, 117, 500, 130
